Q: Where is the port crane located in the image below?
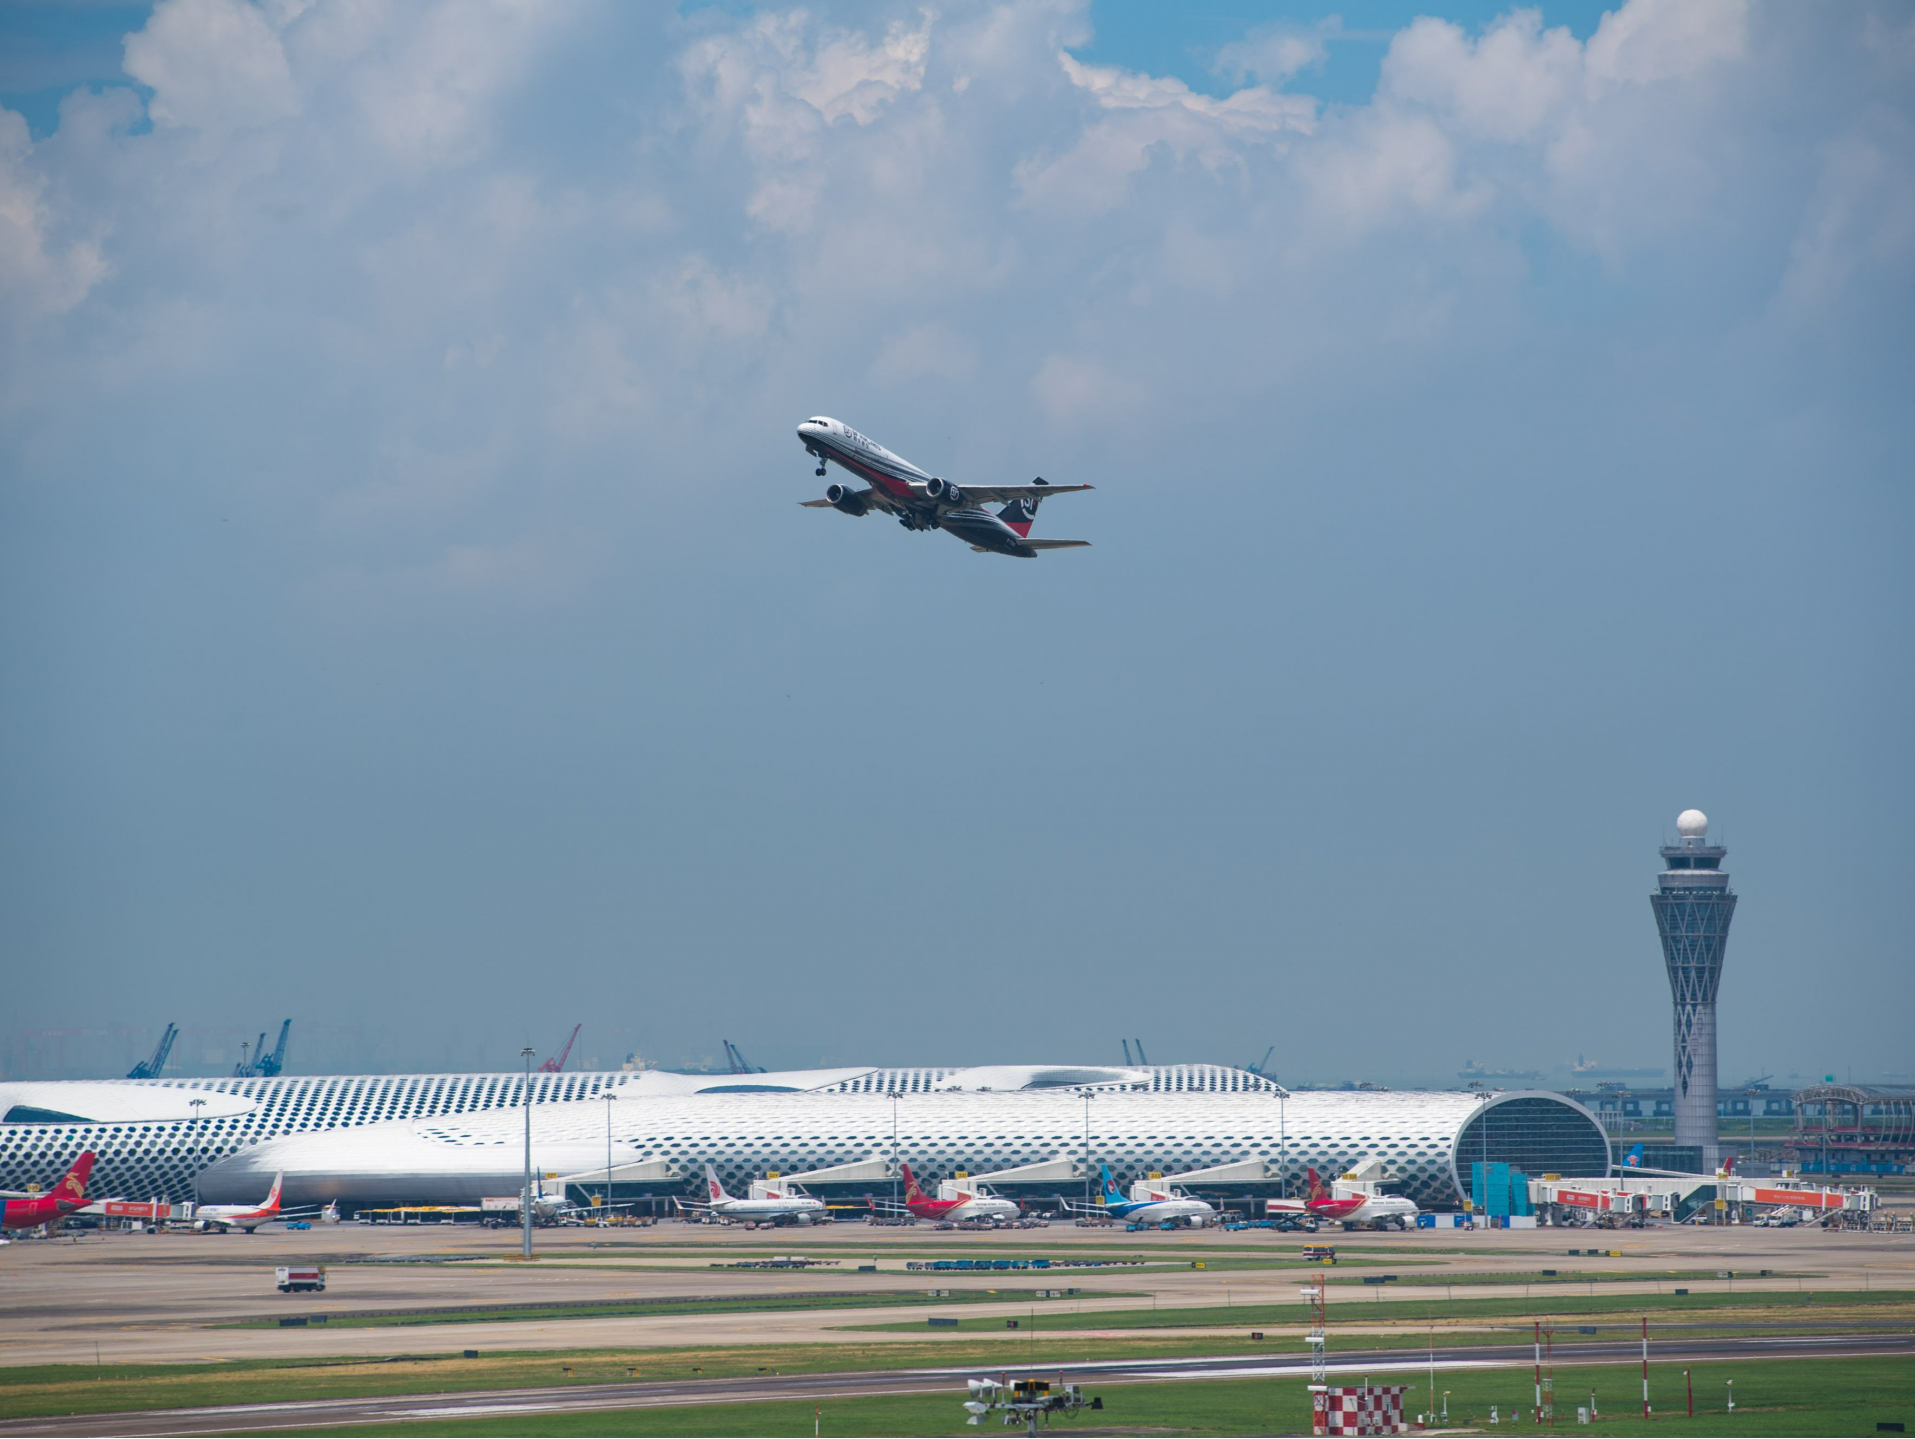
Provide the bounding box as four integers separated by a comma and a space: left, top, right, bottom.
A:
537, 1024, 581, 1073
235, 1020, 292, 1078
128, 1023, 177, 1080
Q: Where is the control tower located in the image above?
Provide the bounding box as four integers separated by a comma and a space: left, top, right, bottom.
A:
1651, 809, 1736, 1167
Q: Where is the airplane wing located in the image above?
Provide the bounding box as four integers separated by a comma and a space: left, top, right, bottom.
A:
953, 483, 1093, 504
798, 498, 835, 507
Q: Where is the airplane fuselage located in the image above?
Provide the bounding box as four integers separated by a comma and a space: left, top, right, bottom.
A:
197, 1173, 283, 1231
1111, 1197, 1215, 1227
0, 1193, 83, 1231
711, 1197, 823, 1226
198, 1201, 279, 1231
1273, 1192, 1420, 1230
909, 1193, 1018, 1224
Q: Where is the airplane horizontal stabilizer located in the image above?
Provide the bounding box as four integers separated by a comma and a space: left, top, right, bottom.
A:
1022, 539, 1091, 550
955, 483, 1094, 504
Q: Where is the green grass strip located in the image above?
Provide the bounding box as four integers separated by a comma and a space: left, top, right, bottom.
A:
299, 1353, 1915, 1437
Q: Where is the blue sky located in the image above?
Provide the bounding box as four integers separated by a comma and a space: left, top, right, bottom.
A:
0, 0, 1909, 1086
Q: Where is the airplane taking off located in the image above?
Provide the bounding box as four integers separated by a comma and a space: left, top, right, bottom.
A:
1267, 1167, 1419, 1231
195, 1172, 285, 1232
797, 417, 1092, 558
892, 1163, 1020, 1225
1, 1152, 94, 1232
678, 1163, 825, 1228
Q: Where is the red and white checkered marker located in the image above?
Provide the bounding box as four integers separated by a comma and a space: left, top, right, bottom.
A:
1312, 1383, 1408, 1436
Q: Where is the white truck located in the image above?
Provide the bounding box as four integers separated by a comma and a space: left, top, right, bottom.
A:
275, 1265, 326, 1293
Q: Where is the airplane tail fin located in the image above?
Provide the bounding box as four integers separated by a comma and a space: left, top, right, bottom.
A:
1624, 1143, 1644, 1168
1099, 1163, 1123, 1204
1306, 1167, 1327, 1202
265, 1172, 284, 1210
703, 1162, 731, 1203
58, 1152, 96, 1203
900, 1163, 927, 1204
996, 497, 1039, 538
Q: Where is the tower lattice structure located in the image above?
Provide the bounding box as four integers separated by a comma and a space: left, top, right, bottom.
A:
1650, 812, 1736, 1168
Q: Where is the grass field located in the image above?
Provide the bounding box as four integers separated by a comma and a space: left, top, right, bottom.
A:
314, 1355, 1915, 1437
219, 1287, 1132, 1330
6, 1288, 1911, 1423
852, 1286, 1915, 1332
0, 1338, 1293, 1421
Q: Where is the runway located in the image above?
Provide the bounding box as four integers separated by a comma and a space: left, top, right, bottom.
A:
2, 1332, 1908, 1436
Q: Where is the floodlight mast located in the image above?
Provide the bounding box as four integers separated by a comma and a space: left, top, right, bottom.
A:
1271, 1083, 1291, 1199
520, 1046, 536, 1260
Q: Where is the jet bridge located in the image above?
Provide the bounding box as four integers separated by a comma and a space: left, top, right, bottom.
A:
1529, 1172, 1873, 1221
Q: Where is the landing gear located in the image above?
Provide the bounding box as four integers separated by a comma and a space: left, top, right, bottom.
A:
815, 465, 826, 477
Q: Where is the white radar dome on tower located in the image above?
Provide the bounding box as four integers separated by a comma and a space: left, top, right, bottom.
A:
1676, 809, 1709, 839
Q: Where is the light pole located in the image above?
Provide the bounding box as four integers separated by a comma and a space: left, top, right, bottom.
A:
1082, 1090, 1095, 1210
188, 1097, 207, 1211
604, 1089, 615, 1226
520, 1047, 536, 1260
887, 1090, 902, 1213
1272, 1084, 1291, 1200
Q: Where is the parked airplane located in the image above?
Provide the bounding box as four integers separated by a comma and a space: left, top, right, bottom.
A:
1268, 1167, 1419, 1231
797, 417, 1092, 558
678, 1164, 825, 1228
1, 1152, 95, 1232
195, 1173, 285, 1232
1069, 1164, 1216, 1228
890, 1163, 1020, 1225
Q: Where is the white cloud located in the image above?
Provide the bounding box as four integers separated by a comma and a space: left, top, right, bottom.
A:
1585, 0, 1749, 90
0, 0, 1906, 618
0, 109, 109, 320
676, 8, 936, 232
1213, 21, 1334, 88
123, 0, 299, 137
1381, 11, 1581, 142
1016, 53, 1313, 214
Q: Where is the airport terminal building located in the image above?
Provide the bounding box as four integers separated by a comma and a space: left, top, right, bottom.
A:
0, 1065, 1608, 1213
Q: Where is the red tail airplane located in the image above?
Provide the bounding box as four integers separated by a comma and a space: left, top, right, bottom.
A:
1267, 1167, 1420, 1230
1, 1153, 95, 1232
895, 1163, 1018, 1224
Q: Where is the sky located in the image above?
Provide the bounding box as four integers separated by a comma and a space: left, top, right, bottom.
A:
0, 0, 1909, 1087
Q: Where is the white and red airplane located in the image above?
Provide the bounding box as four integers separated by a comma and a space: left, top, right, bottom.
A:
679, 1164, 825, 1228
797, 417, 1092, 558
195, 1172, 285, 1232
891, 1163, 1020, 1225
1, 1152, 95, 1233
1267, 1167, 1420, 1231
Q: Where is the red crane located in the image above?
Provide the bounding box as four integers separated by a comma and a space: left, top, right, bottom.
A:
537, 1024, 581, 1074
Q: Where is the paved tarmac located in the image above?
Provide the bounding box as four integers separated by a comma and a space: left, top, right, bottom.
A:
1, 1332, 1908, 1436
1, 1217, 1908, 1367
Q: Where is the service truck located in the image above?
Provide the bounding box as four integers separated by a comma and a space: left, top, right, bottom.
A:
275, 1265, 326, 1293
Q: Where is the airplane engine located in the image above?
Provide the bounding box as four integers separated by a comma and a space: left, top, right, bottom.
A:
825, 483, 870, 517
924, 477, 963, 505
